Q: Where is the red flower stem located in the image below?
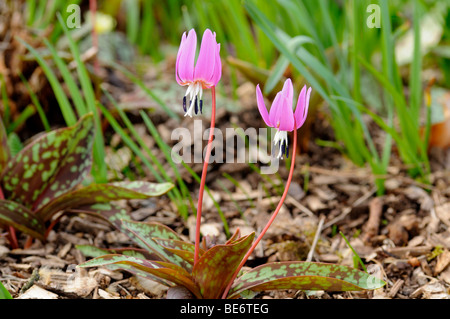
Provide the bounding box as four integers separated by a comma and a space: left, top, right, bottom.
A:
44, 214, 64, 239
8, 227, 18, 249
194, 86, 216, 265
0, 186, 19, 249
24, 236, 33, 249
221, 125, 298, 299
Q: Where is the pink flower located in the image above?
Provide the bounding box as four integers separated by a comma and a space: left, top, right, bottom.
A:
256, 79, 311, 159
176, 29, 222, 117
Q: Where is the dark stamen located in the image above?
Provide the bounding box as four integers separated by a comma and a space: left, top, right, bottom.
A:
285, 142, 289, 158
183, 96, 187, 112
194, 97, 198, 114
281, 141, 286, 157
200, 100, 203, 114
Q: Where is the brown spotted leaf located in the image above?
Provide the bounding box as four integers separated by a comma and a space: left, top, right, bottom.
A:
153, 238, 205, 268
73, 202, 131, 231
228, 261, 386, 299
78, 254, 173, 287
75, 244, 158, 260
119, 220, 192, 271
0, 116, 10, 174
78, 254, 202, 298
0, 113, 95, 211
35, 181, 174, 222
192, 232, 255, 299
0, 199, 46, 240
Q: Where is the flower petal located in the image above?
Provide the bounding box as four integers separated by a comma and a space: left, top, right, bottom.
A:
269, 93, 294, 131
194, 29, 217, 83
177, 29, 197, 84
281, 78, 293, 107
175, 32, 187, 85
294, 86, 311, 129
207, 43, 222, 87
256, 84, 271, 127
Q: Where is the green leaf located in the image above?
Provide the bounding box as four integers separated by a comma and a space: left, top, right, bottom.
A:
0, 281, 12, 299
228, 261, 386, 298
227, 57, 280, 95
0, 113, 95, 211
264, 35, 314, 95
7, 133, 24, 158
16, 37, 78, 126
119, 220, 191, 270
78, 254, 202, 298
43, 38, 87, 117
0, 199, 46, 240
35, 181, 174, 222
192, 232, 255, 299
5, 104, 36, 135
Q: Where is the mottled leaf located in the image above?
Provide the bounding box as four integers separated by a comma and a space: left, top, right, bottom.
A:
228, 261, 386, 299
119, 220, 191, 270
192, 232, 255, 299
78, 254, 201, 298
54, 202, 132, 245
0, 116, 10, 174
153, 238, 205, 269
35, 181, 174, 221
0, 113, 95, 210
0, 199, 46, 240
78, 254, 171, 286
75, 245, 157, 260
71, 202, 131, 231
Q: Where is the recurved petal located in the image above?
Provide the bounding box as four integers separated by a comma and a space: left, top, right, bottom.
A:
208, 43, 222, 86
269, 93, 294, 131
175, 32, 187, 84
177, 29, 197, 84
194, 29, 217, 83
256, 84, 271, 127
294, 86, 311, 129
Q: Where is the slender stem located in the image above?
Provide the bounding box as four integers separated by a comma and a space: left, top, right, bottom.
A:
43, 212, 66, 240
221, 126, 298, 299
194, 86, 216, 265
24, 236, 33, 249
8, 227, 19, 249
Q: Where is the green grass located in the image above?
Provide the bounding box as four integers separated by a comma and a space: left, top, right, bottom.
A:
244, 0, 434, 194
0, 281, 12, 299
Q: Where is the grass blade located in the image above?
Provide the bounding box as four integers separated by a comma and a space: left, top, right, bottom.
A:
16, 37, 77, 126
57, 13, 108, 183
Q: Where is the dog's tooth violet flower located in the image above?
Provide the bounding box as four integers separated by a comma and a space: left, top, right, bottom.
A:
256, 79, 311, 159
176, 29, 222, 117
